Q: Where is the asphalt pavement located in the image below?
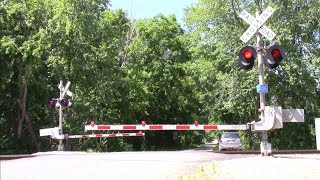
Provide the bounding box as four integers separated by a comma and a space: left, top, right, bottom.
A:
0, 146, 253, 180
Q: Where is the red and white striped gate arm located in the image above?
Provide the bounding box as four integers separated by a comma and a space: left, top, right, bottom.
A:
68, 132, 145, 139
85, 124, 248, 131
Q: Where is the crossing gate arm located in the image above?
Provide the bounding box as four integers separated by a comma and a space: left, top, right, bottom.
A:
84, 124, 249, 131
68, 132, 145, 139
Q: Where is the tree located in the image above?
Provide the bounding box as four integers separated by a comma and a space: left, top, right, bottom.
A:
184, 0, 320, 149
124, 14, 201, 149
0, 0, 54, 152
0, 0, 132, 153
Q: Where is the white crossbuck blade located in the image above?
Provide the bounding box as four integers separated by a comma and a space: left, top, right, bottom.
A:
62, 81, 71, 97
239, 6, 276, 43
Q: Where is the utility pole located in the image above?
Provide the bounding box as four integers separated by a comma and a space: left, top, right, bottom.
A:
58, 80, 64, 151
256, 11, 270, 156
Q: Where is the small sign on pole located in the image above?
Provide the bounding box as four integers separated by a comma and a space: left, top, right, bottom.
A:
256, 84, 268, 93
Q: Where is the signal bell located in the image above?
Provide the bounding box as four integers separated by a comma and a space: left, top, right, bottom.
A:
264, 45, 286, 69
238, 46, 257, 70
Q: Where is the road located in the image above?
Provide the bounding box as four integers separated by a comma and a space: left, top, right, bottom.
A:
0, 145, 253, 180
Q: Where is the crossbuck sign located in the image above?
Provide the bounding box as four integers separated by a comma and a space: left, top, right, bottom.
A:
239, 6, 276, 43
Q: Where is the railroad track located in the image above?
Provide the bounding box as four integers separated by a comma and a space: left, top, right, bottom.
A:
0, 154, 36, 161
1, 150, 319, 160
217, 149, 320, 154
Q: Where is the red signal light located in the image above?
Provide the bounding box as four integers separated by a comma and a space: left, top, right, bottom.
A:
48, 100, 58, 108
271, 49, 281, 58
60, 99, 68, 107
243, 49, 253, 59
194, 120, 199, 126
48, 101, 54, 108
264, 45, 286, 69
238, 46, 256, 70
60, 99, 72, 107
141, 120, 146, 126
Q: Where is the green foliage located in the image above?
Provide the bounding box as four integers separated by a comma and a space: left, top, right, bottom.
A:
184, 0, 320, 150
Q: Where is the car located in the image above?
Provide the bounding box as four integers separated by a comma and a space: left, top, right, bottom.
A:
218, 132, 243, 151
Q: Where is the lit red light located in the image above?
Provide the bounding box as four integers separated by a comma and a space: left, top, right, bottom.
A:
194, 120, 199, 126
141, 120, 146, 126
243, 49, 253, 59
271, 49, 281, 58
60, 99, 67, 106
48, 100, 55, 108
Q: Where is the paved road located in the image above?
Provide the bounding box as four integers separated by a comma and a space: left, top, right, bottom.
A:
1, 146, 253, 180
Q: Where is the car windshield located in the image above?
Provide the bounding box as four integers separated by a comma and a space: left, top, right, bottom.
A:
222, 133, 240, 139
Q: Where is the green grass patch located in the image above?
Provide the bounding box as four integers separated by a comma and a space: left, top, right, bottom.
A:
211, 145, 219, 152
178, 164, 217, 180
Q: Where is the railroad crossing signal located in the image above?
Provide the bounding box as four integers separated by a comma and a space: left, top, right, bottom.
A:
61, 99, 72, 107
238, 6, 286, 70
42, 80, 74, 151
237, 6, 304, 156
239, 6, 276, 43
48, 99, 59, 108
48, 99, 72, 109
264, 45, 286, 69
238, 44, 286, 70
238, 46, 257, 70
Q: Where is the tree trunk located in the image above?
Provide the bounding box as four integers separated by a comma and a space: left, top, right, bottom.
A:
15, 63, 39, 151
17, 64, 28, 138
18, 100, 40, 151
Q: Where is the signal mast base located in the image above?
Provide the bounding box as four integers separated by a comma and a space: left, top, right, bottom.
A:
260, 141, 272, 156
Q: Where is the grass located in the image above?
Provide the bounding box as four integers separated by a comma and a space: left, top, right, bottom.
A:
178, 160, 237, 180
178, 164, 217, 180
211, 145, 219, 152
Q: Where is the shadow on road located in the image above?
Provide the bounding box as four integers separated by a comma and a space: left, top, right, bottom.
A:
191, 143, 217, 151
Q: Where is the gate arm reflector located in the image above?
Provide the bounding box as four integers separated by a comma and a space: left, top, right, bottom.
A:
84, 124, 249, 131
67, 132, 145, 139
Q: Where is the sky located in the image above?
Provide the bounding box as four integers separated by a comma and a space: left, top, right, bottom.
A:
109, 0, 197, 25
